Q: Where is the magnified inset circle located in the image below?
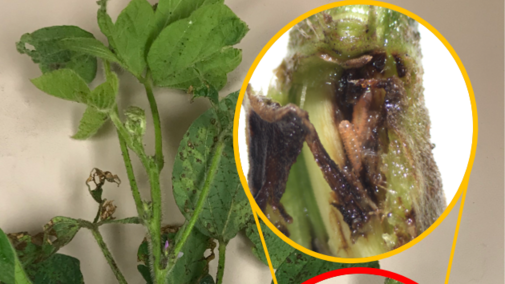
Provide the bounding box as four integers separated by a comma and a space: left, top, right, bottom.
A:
233, 1, 476, 262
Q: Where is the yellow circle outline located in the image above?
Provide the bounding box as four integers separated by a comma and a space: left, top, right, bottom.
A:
233, 0, 478, 263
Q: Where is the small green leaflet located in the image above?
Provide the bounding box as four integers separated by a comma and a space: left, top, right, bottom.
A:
87, 72, 119, 112
109, 0, 155, 77
97, 0, 116, 47
72, 107, 109, 140
0, 228, 32, 284
245, 220, 294, 269
16, 26, 97, 83
274, 250, 380, 284
147, 2, 248, 90
25, 254, 84, 284
31, 69, 90, 103
385, 279, 403, 284
172, 91, 251, 242
153, 0, 222, 36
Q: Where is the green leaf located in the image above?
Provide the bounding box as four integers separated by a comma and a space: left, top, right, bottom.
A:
97, 1, 116, 47
173, 91, 252, 242
193, 84, 219, 105
30, 69, 90, 103
136, 225, 213, 284
88, 72, 119, 111
0, 228, 32, 284
25, 254, 84, 284
154, 0, 222, 36
16, 26, 97, 83
245, 220, 294, 269
137, 264, 152, 284
72, 106, 109, 140
148, 3, 248, 90
166, 224, 214, 284
58, 38, 120, 64
199, 274, 215, 284
112, 0, 155, 77
274, 250, 380, 284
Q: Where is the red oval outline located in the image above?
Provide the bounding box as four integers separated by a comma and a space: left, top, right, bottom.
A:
302, 267, 418, 284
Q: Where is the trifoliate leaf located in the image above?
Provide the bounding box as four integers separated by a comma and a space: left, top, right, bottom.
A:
72, 107, 109, 140
245, 220, 294, 269
16, 26, 97, 83
25, 254, 83, 284
111, 0, 155, 77
0, 228, 31, 284
274, 250, 380, 284
147, 3, 248, 90
57, 37, 120, 64
30, 69, 90, 103
173, 91, 252, 242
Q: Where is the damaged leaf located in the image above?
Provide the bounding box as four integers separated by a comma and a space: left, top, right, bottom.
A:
173, 91, 252, 242
16, 25, 97, 83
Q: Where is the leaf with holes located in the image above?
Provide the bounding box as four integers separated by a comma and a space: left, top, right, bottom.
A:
173, 91, 251, 242
16, 25, 97, 83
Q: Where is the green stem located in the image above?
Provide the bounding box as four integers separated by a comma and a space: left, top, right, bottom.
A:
146, 161, 164, 284
110, 109, 164, 283
90, 227, 128, 284
93, 201, 104, 223
117, 130, 144, 219
171, 139, 226, 263
98, 217, 141, 226
142, 72, 164, 170
216, 241, 227, 284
